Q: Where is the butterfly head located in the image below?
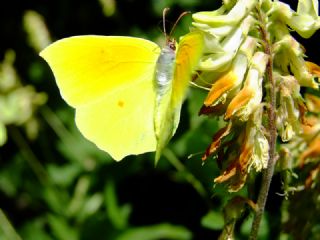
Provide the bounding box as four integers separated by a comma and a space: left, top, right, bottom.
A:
166, 38, 176, 51
162, 7, 189, 51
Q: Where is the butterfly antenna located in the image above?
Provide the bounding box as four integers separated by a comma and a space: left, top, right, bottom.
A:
162, 7, 171, 40
168, 10, 191, 38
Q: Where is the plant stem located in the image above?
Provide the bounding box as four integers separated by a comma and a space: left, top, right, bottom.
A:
249, 6, 277, 240
9, 126, 49, 185
163, 148, 209, 201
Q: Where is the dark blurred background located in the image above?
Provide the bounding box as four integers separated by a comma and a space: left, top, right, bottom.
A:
0, 0, 319, 240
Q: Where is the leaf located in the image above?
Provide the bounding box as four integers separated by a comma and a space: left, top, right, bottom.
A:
47, 214, 78, 240
201, 210, 224, 230
20, 218, 52, 240
0, 122, 7, 146
77, 193, 103, 222
0, 209, 22, 240
104, 181, 131, 229
47, 163, 82, 187
115, 223, 192, 240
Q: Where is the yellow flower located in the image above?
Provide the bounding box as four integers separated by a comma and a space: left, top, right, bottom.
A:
273, 35, 318, 88
277, 75, 306, 142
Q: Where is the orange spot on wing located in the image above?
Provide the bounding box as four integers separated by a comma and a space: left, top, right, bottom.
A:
117, 100, 125, 108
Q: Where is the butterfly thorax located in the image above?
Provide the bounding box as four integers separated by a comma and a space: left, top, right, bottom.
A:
155, 44, 176, 95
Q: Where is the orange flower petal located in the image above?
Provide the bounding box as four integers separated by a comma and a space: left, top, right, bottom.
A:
225, 87, 254, 120
305, 93, 320, 113
305, 164, 320, 188
300, 137, 320, 167
306, 61, 320, 77
204, 71, 238, 106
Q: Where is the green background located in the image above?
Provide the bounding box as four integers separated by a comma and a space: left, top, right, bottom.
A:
1, 0, 319, 239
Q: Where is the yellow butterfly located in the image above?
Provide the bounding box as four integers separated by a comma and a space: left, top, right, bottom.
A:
40, 14, 204, 162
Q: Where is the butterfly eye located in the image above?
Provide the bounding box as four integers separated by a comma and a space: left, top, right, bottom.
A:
168, 40, 176, 51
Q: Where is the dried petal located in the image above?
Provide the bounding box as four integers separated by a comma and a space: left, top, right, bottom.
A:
202, 123, 232, 160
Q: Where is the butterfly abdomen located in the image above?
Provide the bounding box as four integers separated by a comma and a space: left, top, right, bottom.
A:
154, 44, 177, 161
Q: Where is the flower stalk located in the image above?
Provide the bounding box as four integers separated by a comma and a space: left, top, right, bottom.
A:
249, 6, 277, 239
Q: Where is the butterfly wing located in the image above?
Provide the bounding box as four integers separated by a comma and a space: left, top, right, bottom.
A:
154, 31, 204, 160
40, 36, 160, 160
172, 31, 204, 110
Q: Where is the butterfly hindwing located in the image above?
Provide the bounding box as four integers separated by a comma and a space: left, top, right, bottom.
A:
154, 31, 204, 160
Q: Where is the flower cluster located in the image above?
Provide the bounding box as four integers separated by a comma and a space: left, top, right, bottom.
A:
191, 0, 320, 191
0, 50, 47, 145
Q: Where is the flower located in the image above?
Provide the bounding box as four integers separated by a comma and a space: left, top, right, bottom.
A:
299, 136, 320, 166
305, 93, 320, 113
192, 0, 255, 28
193, 0, 320, 193
212, 111, 269, 192
269, 0, 320, 38
276, 75, 305, 142
201, 37, 257, 109
225, 52, 268, 121
202, 123, 232, 161
273, 35, 319, 88
194, 15, 255, 72
306, 61, 320, 77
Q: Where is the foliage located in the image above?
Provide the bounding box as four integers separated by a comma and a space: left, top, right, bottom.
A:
0, 0, 320, 239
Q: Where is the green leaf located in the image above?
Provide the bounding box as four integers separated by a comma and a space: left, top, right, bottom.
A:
0, 122, 7, 146
77, 193, 103, 222
104, 181, 131, 229
115, 223, 192, 240
67, 176, 90, 217
0, 209, 22, 240
0, 157, 24, 197
201, 210, 224, 230
43, 188, 69, 214
240, 214, 269, 239
47, 163, 82, 187
20, 218, 52, 240
47, 214, 78, 240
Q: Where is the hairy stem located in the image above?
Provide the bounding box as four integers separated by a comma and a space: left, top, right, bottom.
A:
249, 6, 277, 240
